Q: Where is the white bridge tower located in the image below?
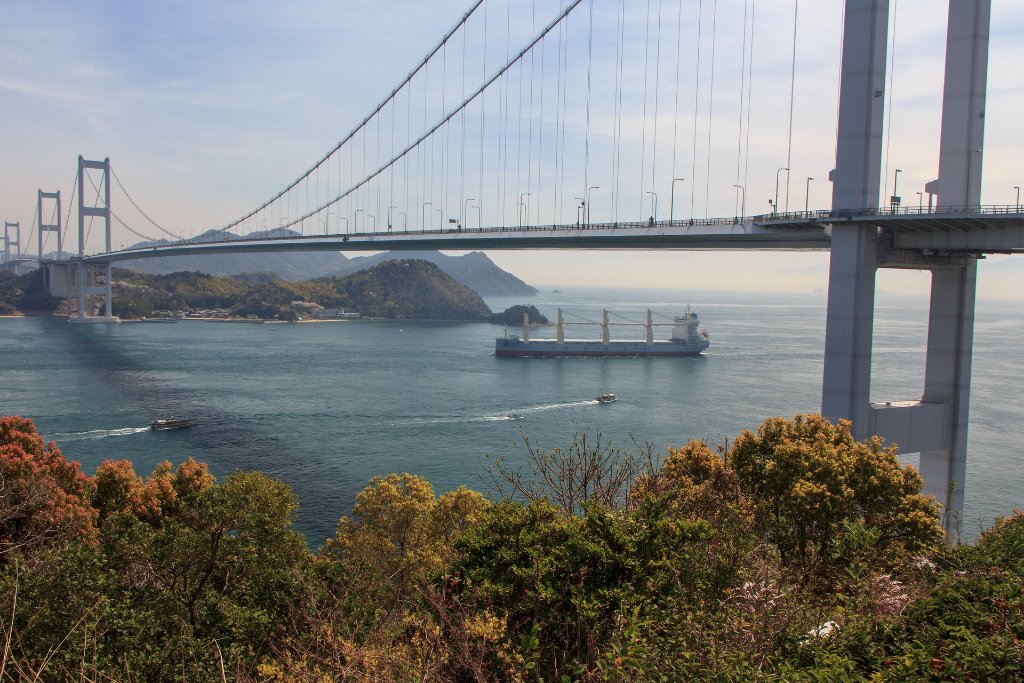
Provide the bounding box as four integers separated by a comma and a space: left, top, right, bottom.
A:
823, 0, 991, 534
70, 156, 119, 323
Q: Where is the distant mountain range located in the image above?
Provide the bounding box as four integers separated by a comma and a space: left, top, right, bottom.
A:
118, 229, 537, 296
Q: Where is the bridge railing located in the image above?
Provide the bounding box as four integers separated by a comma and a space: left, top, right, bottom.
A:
827, 204, 1022, 219
162, 212, 824, 248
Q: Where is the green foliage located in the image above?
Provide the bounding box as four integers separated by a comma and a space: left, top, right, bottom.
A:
0, 269, 60, 314
325, 473, 489, 595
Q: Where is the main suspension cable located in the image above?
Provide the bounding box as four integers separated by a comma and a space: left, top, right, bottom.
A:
285, 0, 585, 231
215, 0, 488, 235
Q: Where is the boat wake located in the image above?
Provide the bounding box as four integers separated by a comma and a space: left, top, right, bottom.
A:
393, 400, 600, 426
51, 426, 151, 442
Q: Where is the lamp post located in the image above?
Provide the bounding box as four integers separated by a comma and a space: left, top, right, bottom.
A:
774, 167, 789, 216
586, 186, 600, 227
891, 168, 902, 212
421, 202, 431, 232
326, 212, 333, 234
471, 205, 481, 230
368, 214, 376, 231
916, 192, 923, 211
646, 191, 658, 223
519, 193, 531, 228
1015, 186, 1020, 211
399, 211, 407, 230
464, 198, 476, 229
434, 208, 442, 229
670, 178, 686, 222
387, 205, 396, 231
279, 217, 289, 229
354, 209, 363, 232
575, 197, 585, 226
804, 177, 813, 214
732, 185, 745, 221
339, 217, 349, 234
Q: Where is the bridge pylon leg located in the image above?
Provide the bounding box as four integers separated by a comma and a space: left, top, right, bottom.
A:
821, 225, 878, 430
918, 260, 977, 534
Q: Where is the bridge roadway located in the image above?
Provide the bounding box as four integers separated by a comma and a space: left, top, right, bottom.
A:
75, 206, 1023, 263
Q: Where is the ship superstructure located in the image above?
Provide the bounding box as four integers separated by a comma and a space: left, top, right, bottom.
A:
495, 306, 710, 357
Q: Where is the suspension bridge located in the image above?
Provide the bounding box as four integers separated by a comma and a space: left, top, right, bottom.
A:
2, 0, 1022, 532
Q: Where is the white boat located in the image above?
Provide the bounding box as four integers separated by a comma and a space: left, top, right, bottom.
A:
150, 417, 193, 431
596, 394, 618, 403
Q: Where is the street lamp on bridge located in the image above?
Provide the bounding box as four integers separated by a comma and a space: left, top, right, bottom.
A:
916, 192, 923, 211
891, 168, 902, 212
326, 212, 334, 234
464, 198, 476, 229
733, 185, 745, 221
421, 202, 431, 232
670, 178, 686, 222
519, 193, 531, 229
399, 211, 407, 230
1015, 186, 1020, 211
805, 178, 814, 214
774, 168, 789, 216
646, 191, 658, 224
354, 209, 364, 232
586, 186, 600, 227
387, 205, 397, 231
368, 215, 376, 231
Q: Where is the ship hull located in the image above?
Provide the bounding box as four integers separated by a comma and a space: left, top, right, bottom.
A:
495, 339, 708, 358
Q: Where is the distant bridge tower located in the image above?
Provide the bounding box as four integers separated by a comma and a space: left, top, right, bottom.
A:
71, 156, 119, 323
37, 190, 62, 260
2, 222, 20, 273
822, 0, 990, 534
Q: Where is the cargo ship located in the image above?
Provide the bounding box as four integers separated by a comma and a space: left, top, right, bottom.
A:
495, 306, 710, 358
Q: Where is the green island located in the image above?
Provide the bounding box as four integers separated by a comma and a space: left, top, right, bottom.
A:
2, 414, 1021, 681
0, 259, 494, 321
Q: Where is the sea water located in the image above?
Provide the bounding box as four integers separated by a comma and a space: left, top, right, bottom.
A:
1, 287, 1021, 545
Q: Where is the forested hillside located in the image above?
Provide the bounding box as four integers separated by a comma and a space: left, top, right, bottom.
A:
0, 259, 491, 321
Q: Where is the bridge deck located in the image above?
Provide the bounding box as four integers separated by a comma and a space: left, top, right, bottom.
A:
65, 207, 1024, 264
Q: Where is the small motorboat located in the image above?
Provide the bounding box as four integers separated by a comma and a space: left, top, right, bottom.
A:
150, 417, 193, 431
596, 394, 618, 403
507, 413, 525, 420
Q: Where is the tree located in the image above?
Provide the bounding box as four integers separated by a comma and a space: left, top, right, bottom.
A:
728, 414, 942, 580
0, 416, 96, 560
324, 473, 489, 593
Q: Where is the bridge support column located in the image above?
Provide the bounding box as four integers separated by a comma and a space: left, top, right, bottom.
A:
917, 260, 977, 532
71, 156, 119, 324
823, 0, 888, 434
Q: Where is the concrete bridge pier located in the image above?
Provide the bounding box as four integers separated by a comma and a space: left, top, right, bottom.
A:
917, 261, 977, 527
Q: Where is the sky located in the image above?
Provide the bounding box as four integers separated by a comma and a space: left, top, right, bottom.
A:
1, 0, 1022, 299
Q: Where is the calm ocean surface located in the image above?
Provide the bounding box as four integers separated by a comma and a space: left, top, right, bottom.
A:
2, 287, 1021, 545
